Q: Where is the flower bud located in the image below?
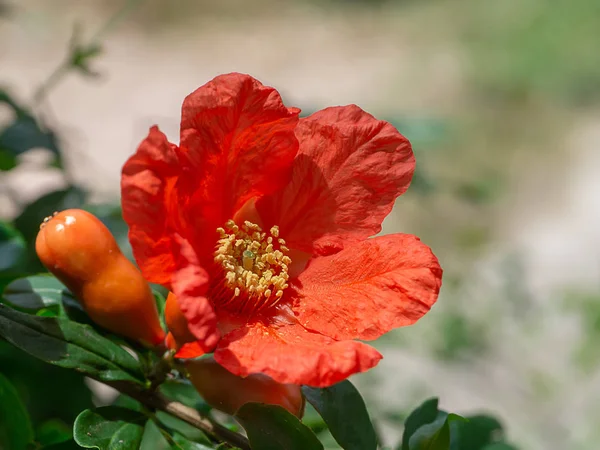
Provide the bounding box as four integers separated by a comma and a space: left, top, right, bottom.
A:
36, 209, 165, 347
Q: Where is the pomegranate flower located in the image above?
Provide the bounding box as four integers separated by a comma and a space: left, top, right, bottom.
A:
121, 73, 442, 387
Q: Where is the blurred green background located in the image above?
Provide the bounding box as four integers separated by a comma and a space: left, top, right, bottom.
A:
1, 0, 600, 449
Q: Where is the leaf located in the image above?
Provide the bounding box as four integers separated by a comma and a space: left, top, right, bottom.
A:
302, 380, 377, 450
0, 221, 26, 272
453, 415, 504, 450
0, 116, 60, 155
14, 187, 86, 244
73, 406, 146, 449
236, 403, 323, 450
401, 398, 444, 450
159, 379, 210, 412
482, 444, 518, 450
36, 419, 73, 446
0, 371, 34, 450
0, 340, 94, 427
0, 147, 18, 170
2, 275, 79, 312
171, 433, 215, 450
0, 304, 144, 384
409, 414, 466, 450
42, 440, 82, 450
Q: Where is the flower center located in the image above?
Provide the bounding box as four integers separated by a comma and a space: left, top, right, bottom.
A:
214, 219, 291, 314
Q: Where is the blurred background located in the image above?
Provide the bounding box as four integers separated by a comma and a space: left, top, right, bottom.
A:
1, 0, 599, 449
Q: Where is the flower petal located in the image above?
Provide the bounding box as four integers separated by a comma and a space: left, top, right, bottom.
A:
121, 126, 180, 286
214, 321, 382, 387
170, 235, 220, 353
293, 233, 442, 341
178, 73, 300, 255
257, 105, 414, 255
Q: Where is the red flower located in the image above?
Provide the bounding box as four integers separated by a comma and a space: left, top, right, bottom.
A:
121, 73, 442, 387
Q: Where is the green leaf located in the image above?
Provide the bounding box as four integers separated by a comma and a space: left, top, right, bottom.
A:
401, 398, 444, 450
0, 147, 18, 170
0, 116, 60, 156
0, 221, 26, 272
236, 403, 323, 450
482, 444, 518, 450
36, 419, 72, 446
409, 414, 466, 450
171, 432, 215, 449
2, 275, 79, 312
453, 415, 504, 450
302, 380, 377, 450
0, 340, 94, 427
73, 406, 146, 449
155, 411, 212, 446
14, 186, 87, 244
0, 371, 34, 450
159, 379, 210, 412
42, 440, 82, 450
0, 304, 144, 384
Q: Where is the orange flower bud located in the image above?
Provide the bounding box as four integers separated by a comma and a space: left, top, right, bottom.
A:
35, 209, 165, 347
164, 292, 196, 351
186, 357, 304, 418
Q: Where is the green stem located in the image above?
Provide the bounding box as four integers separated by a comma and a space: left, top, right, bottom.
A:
105, 380, 250, 450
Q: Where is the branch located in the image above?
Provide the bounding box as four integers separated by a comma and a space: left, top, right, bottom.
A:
106, 380, 251, 450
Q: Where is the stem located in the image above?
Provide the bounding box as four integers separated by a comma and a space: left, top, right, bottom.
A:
32, 0, 146, 104
106, 380, 251, 450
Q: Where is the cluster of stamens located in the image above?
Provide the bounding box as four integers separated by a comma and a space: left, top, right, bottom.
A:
214, 220, 291, 313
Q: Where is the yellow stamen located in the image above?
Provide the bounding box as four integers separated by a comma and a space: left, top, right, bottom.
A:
214, 220, 291, 313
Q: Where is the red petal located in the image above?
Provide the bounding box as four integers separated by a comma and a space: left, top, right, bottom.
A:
257, 105, 414, 255
293, 234, 442, 341
171, 236, 220, 352
214, 321, 382, 387
121, 126, 180, 287
177, 73, 299, 257
174, 341, 207, 359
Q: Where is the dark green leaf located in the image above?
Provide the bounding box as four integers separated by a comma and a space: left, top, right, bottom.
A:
236, 403, 323, 450
0, 221, 26, 272
14, 187, 87, 243
155, 411, 212, 446
36, 419, 72, 446
0, 117, 59, 155
159, 379, 210, 412
401, 398, 444, 450
171, 432, 214, 449
0, 147, 18, 170
0, 304, 144, 383
453, 415, 504, 450
0, 340, 93, 427
302, 380, 377, 450
0, 371, 34, 450
409, 414, 466, 450
2, 275, 79, 312
482, 444, 518, 450
139, 420, 170, 450
42, 439, 82, 450
73, 406, 146, 449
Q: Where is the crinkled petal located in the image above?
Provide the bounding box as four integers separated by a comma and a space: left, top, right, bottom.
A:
257, 105, 414, 255
170, 236, 220, 353
293, 233, 442, 341
214, 321, 382, 387
121, 126, 180, 286
177, 73, 300, 257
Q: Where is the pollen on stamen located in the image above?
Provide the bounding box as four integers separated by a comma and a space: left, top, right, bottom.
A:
214, 220, 291, 314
